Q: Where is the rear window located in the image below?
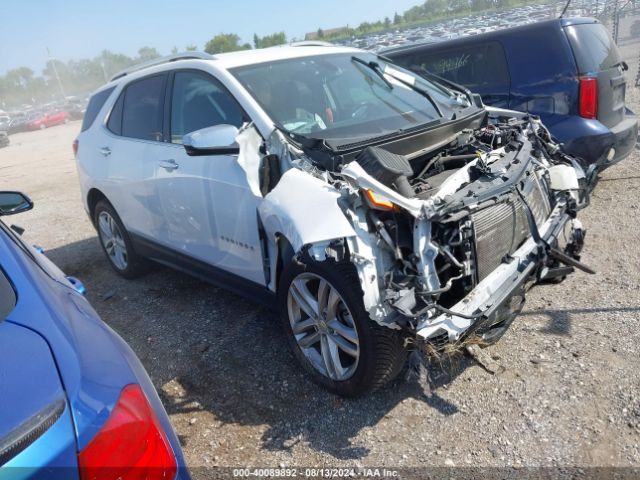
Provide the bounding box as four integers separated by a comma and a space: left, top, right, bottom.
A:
565, 23, 622, 74
81, 87, 115, 132
399, 42, 510, 90
0, 265, 16, 321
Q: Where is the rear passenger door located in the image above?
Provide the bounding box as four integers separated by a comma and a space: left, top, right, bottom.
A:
401, 42, 511, 108
152, 69, 265, 285
101, 73, 168, 240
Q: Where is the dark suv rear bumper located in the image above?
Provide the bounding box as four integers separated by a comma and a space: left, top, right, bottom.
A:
608, 110, 638, 165
553, 110, 637, 169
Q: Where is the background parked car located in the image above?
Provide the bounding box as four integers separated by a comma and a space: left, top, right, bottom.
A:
385, 17, 638, 170
27, 110, 71, 130
0, 191, 189, 478
0, 115, 10, 132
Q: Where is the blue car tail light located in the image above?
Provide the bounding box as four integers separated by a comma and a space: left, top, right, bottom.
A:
78, 384, 177, 480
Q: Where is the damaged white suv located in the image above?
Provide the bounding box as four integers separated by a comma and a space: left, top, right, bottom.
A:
76, 46, 592, 396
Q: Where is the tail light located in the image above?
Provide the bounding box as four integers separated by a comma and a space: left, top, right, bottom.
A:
579, 77, 598, 119
78, 384, 177, 480
72, 139, 79, 156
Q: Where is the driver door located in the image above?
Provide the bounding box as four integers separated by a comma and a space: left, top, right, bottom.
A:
152, 69, 266, 285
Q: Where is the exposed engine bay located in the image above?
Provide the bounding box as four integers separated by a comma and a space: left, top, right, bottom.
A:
260, 106, 592, 349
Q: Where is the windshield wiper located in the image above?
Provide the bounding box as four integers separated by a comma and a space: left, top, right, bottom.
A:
351, 56, 394, 90
379, 67, 444, 117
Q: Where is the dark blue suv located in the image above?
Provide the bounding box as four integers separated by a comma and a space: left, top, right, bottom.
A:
385, 17, 638, 169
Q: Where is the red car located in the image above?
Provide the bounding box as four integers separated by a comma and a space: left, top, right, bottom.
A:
28, 111, 71, 130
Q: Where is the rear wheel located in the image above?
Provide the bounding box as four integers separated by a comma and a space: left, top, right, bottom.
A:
94, 200, 148, 279
279, 259, 407, 397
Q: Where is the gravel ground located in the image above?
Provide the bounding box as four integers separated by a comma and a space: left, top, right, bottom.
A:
1, 32, 639, 477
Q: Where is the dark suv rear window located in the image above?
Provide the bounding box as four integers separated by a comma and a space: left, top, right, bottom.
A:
399, 41, 510, 90
81, 87, 115, 132
565, 23, 622, 74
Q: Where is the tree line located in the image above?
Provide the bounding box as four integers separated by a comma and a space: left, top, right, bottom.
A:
0, 0, 541, 110
0, 30, 289, 110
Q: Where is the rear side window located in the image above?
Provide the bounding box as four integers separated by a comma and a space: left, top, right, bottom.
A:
120, 74, 166, 141
81, 87, 115, 132
0, 267, 16, 321
565, 24, 622, 74
170, 71, 244, 144
406, 42, 510, 90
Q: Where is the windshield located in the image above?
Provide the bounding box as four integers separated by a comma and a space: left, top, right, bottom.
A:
231, 52, 461, 141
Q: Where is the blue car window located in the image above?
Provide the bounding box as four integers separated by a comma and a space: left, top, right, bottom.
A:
0, 267, 16, 321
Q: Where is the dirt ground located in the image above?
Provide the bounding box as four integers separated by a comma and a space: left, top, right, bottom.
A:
1, 33, 639, 478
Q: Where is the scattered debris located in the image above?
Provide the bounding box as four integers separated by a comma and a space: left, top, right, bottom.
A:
466, 344, 505, 375
101, 289, 116, 301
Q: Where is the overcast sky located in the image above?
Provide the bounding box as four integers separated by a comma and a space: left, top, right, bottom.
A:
0, 0, 421, 74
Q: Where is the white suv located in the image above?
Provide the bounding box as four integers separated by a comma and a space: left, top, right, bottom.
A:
75, 46, 590, 396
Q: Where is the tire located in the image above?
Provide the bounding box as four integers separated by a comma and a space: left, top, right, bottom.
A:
94, 199, 148, 279
39, 124, 46, 130
278, 258, 407, 397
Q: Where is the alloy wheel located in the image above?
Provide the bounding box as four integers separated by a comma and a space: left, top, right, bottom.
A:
287, 273, 360, 380
98, 211, 128, 270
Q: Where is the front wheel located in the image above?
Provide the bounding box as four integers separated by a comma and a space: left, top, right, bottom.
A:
278, 259, 407, 397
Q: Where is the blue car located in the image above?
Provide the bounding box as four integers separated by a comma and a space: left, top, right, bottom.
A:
385, 17, 638, 171
0, 191, 188, 479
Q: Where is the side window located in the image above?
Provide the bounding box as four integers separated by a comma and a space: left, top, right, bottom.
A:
81, 87, 115, 132
120, 74, 165, 141
107, 91, 124, 135
170, 71, 244, 144
413, 42, 510, 90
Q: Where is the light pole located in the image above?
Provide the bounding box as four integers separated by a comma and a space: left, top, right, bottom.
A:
100, 61, 109, 83
46, 48, 66, 100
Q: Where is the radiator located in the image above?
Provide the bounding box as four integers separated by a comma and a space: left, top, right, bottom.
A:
472, 175, 551, 281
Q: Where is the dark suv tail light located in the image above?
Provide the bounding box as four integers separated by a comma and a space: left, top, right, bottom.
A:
72, 139, 79, 156
579, 77, 598, 119
78, 384, 177, 480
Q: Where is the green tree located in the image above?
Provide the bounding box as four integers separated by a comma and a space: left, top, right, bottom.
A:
253, 33, 261, 48
185, 44, 198, 51
256, 32, 287, 48
317, 28, 325, 39
393, 12, 402, 24
137, 46, 161, 62
383, 16, 391, 28
204, 33, 251, 54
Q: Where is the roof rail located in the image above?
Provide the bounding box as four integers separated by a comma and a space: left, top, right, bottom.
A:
110, 52, 214, 81
289, 41, 336, 47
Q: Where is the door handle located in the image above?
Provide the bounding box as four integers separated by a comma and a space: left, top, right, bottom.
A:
100, 146, 111, 157
159, 159, 179, 171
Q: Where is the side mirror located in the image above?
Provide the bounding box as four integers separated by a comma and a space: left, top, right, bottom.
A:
0, 191, 33, 216
183, 124, 240, 156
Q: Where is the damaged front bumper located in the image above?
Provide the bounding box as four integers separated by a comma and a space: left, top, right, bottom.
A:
416, 200, 583, 343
